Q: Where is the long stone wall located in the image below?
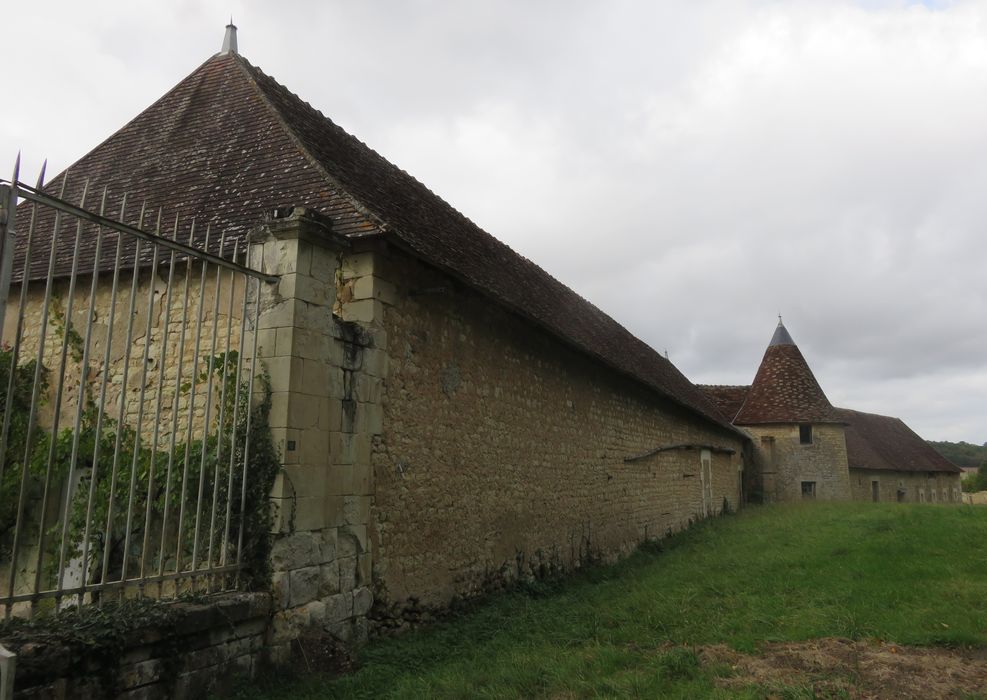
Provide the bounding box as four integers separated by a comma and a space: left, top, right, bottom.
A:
744, 423, 850, 502
4, 208, 750, 675
366, 247, 745, 617
849, 468, 962, 504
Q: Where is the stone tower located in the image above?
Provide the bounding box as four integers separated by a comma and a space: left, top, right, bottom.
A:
735, 319, 850, 502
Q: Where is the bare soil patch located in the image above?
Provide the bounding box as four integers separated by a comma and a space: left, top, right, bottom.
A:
701, 637, 987, 699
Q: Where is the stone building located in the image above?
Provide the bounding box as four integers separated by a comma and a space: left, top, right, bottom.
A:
6, 27, 747, 648
5, 24, 962, 669
702, 319, 962, 504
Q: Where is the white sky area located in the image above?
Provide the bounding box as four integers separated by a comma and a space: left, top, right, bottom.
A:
2, 0, 985, 443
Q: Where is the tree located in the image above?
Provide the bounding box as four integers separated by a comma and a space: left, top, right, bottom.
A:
962, 461, 987, 493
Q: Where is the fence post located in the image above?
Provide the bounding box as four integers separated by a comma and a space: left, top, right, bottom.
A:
0, 172, 17, 339
0, 643, 14, 700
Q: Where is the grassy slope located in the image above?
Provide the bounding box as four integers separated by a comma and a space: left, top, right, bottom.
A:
234, 503, 987, 698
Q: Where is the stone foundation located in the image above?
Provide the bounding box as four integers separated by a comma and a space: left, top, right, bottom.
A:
6, 593, 270, 699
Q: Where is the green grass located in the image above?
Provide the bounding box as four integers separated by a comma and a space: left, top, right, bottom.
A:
231, 503, 987, 698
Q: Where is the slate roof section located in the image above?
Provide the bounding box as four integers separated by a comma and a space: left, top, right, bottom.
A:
13, 51, 734, 433
697, 385, 750, 423
836, 408, 962, 474
733, 322, 841, 425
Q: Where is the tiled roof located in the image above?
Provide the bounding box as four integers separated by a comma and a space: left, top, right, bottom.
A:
836, 408, 962, 474
13, 51, 734, 434
733, 323, 841, 425
14, 54, 379, 283
697, 385, 750, 423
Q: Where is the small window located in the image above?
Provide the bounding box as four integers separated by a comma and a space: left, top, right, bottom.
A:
801, 481, 816, 499
871, 480, 880, 502
799, 424, 813, 444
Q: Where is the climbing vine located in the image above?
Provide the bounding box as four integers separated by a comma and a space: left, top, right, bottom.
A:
0, 299, 281, 602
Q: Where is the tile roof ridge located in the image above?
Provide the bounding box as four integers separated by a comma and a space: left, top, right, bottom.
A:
229, 53, 387, 236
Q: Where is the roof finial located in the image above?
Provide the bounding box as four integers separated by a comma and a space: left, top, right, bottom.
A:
221, 18, 238, 55
768, 315, 795, 347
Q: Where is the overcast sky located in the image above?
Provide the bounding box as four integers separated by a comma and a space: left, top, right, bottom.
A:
3, 0, 985, 443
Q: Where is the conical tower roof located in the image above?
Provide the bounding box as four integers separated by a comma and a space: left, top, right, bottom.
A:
13, 31, 737, 434
733, 319, 841, 425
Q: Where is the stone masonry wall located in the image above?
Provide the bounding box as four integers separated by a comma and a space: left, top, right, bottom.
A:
6, 593, 271, 699
2, 266, 243, 443
744, 423, 850, 502
1, 266, 245, 604
849, 468, 963, 504
250, 211, 379, 655
366, 247, 746, 616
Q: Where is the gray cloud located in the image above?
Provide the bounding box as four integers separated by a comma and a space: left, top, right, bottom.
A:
4, 0, 985, 442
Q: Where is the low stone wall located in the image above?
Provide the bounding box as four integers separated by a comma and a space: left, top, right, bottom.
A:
4, 593, 270, 699
849, 469, 962, 503
963, 491, 987, 505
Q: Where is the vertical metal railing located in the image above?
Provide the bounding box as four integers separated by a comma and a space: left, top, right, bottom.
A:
0, 162, 276, 618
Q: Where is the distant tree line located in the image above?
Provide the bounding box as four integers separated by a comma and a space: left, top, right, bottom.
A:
929, 440, 987, 493
927, 440, 987, 469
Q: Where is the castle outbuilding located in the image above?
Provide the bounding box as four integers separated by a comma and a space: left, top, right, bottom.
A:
702, 319, 962, 503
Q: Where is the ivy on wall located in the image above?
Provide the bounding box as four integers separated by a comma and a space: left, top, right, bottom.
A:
0, 300, 281, 605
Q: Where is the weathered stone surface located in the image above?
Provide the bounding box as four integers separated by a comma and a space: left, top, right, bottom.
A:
272, 570, 290, 610
325, 619, 353, 643
369, 249, 747, 611
746, 424, 850, 502
337, 529, 362, 558
325, 592, 353, 623
338, 556, 357, 593
289, 565, 322, 608
6, 593, 272, 699
352, 587, 373, 617
270, 532, 323, 570
304, 599, 327, 626
850, 467, 962, 504
319, 561, 341, 597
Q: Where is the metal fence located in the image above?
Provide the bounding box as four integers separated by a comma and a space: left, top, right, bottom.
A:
0, 158, 276, 618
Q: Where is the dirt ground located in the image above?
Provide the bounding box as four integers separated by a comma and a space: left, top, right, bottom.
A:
701, 637, 987, 699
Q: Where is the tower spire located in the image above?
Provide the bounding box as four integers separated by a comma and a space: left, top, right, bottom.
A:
221, 19, 238, 55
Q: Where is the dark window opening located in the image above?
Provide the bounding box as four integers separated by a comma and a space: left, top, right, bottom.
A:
799, 424, 813, 444
872, 480, 880, 502
896, 489, 906, 503
801, 481, 816, 499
